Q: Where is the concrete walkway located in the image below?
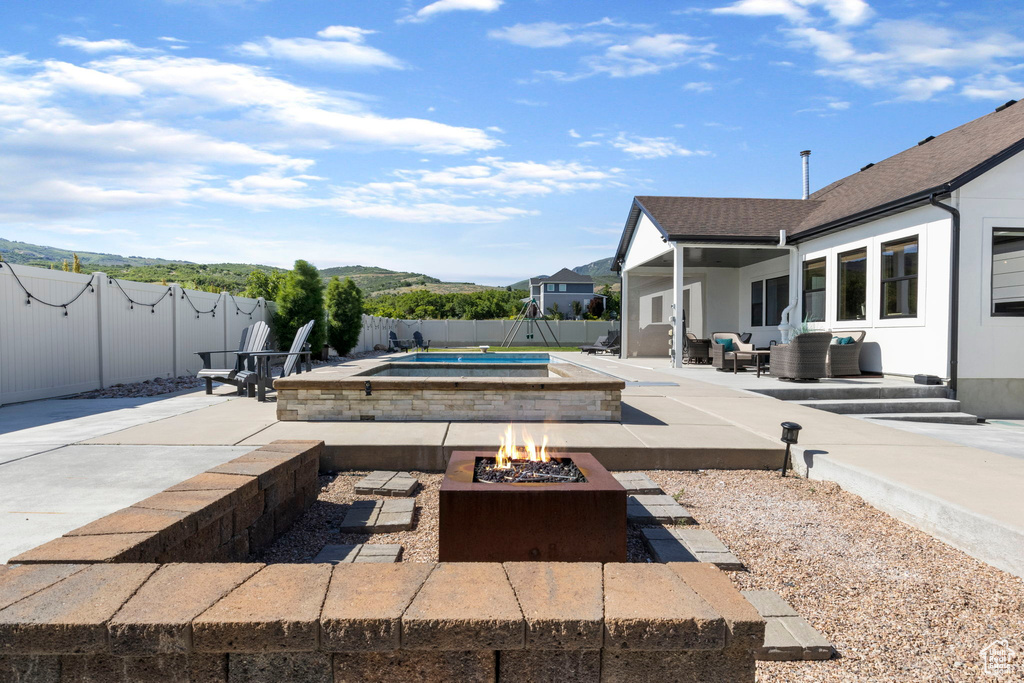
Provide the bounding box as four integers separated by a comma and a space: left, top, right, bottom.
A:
570, 353, 1024, 579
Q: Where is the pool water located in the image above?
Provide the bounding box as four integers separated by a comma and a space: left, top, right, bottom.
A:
395, 352, 553, 364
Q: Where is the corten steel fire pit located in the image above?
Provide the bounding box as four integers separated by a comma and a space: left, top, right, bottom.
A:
439, 450, 627, 563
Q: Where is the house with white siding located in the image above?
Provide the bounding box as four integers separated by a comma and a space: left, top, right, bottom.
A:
613, 100, 1024, 418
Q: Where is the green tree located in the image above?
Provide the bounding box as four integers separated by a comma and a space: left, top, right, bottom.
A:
599, 285, 620, 320
325, 276, 364, 356
547, 302, 564, 320
570, 300, 583, 319
274, 260, 326, 353
61, 259, 70, 272
72, 253, 82, 274
244, 269, 286, 300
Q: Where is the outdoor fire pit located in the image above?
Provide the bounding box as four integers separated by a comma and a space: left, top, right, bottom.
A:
439, 427, 626, 562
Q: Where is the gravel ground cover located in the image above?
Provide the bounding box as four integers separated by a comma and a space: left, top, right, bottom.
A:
261, 468, 1024, 682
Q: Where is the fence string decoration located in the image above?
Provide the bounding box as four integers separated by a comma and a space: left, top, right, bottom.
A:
0, 263, 95, 316
108, 277, 172, 312
180, 289, 218, 318
229, 295, 261, 319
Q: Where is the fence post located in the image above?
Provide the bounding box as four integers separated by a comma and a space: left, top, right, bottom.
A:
170, 284, 180, 378
220, 292, 229, 362
95, 272, 109, 389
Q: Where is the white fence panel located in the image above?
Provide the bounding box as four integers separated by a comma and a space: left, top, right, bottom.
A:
100, 278, 176, 386
0, 263, 270, 405
0, 266, 102, 403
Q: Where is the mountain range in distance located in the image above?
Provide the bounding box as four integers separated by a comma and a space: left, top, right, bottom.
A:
0, 238, 615, 297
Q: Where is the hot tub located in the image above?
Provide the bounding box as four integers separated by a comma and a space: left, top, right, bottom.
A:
274, 355, 623, 422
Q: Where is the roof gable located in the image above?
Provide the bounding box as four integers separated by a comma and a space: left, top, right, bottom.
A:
543, 267, 593, 284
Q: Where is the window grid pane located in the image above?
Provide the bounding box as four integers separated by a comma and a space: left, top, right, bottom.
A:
802, 258, 826, 323
880, 236, 918, 319
750, 280, 763, 327
766, 275, 789, 327
993, 228, 1024, 316
838, 248, 867, 321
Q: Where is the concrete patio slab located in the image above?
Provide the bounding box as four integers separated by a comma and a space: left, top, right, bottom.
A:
620, 424, 784, 470
620, 396, 730, 426
0, 392, 231, 446
0, 444, 63, 466
240, 421, 449, 471
0, 444, 249, 563
81, 399, 278, 446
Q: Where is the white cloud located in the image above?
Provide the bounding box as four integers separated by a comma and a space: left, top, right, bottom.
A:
158, 37, 187, 43
684, 81, 713, 92
43, 61, 144, 97
896, 75, 955, 101
488, 22, 610, 48
56, 36, 149, 54
404, 0, 503, 23
492, 22, 716, 80
611, 134, 709, 159
93, 55, 499, 153
568, 129, 581, 138
710, 0, 872, 26
962, 74, 1024, 100
235, 34, 405, 70
316, 25, 376, 42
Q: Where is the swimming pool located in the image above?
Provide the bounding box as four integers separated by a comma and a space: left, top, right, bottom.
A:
395, 352, 553, 364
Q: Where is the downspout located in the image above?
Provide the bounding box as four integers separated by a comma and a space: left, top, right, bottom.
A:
777, 230, 800, 343
929, 193, 960, 397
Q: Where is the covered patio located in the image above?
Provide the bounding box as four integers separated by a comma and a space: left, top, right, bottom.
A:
613, 196, 815, 367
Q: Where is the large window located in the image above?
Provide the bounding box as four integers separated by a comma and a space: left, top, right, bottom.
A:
750, 280, 763, 327
880, 236, 918, 318
993, 228, 1024, 316
765, 275, 789, 327
802, 258, 826, 322
837, 247, 867, 321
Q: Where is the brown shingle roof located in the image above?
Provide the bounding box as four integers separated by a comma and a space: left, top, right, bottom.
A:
620, 101, 1024, 259
634, 196, 822, 240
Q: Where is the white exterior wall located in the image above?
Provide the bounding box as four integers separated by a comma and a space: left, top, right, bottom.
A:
623, 213, 672, 271
795, 205, 952, 377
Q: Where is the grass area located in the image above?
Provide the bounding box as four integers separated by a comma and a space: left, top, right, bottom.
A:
425, 346, 575, 352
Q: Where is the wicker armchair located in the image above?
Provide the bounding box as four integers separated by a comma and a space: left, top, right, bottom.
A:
710, 332, 755, 371
769, 331, 832, 380
827, 330, 866, 377
684, 332, 710, 364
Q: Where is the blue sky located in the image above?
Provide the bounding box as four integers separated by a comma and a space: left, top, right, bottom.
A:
3, 0, 1024, 285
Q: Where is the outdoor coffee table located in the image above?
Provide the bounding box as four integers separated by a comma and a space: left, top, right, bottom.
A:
734, 350, 771, 377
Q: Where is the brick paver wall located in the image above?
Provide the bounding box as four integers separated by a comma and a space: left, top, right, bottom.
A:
0, 561, 763, 682
8, 441, 323, 565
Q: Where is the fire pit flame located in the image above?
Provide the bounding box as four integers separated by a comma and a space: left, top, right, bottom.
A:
496, 424, 550, 469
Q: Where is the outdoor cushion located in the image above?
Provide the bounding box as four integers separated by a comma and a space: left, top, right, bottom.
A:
714, 337, 736, 352
837, 336, 855, 345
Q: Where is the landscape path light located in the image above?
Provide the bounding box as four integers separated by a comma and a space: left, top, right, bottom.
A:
780, 421, 802, 478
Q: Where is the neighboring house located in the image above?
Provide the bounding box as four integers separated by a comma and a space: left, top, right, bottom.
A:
525, 268, 605, 319
613, 100, 1024, 418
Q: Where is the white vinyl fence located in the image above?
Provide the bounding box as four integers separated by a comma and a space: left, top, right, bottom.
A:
0, 263, 272, 405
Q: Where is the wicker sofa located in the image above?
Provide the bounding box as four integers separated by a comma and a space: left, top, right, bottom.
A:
710, 332, 755, 372
769, 331, 833, 380
827, 330, 866, 377
684, 332, 711, 364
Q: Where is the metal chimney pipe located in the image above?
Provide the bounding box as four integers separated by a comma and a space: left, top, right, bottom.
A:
800, 150, 811, 200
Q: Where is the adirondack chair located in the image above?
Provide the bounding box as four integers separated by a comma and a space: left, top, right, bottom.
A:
248, 319, 316, 402
389, 330, 413, 352
413, 331, 430, 351
195, 320, 270, 396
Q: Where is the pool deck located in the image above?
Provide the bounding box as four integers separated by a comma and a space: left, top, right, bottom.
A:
1, 350, 1023, 579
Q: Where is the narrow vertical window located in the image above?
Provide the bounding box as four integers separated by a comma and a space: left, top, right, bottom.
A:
880, 236, 918, 318
765, 275, 789, 326
993, 228, 1024, 315
802, 258, 826, 322
750, 280, 763, 327
837, 248, 867, 321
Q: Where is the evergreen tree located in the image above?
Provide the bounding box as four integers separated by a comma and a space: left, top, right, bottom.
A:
570, 300, 583, 319
274, 260, 326, 353
72, 253, 82, 274
325, 276, 364, 356
61, 259, 69, 272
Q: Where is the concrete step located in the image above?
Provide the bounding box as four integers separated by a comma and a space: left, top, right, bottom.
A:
793, 397, 961, 415
752, 384, 949, 401
861, 412, 979, 425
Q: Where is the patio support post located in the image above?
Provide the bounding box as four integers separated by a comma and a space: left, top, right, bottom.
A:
620, 269, 630, 358
672, 244, 685, 368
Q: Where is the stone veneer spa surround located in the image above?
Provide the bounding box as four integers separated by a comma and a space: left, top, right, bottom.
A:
275, 359, 623, 422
